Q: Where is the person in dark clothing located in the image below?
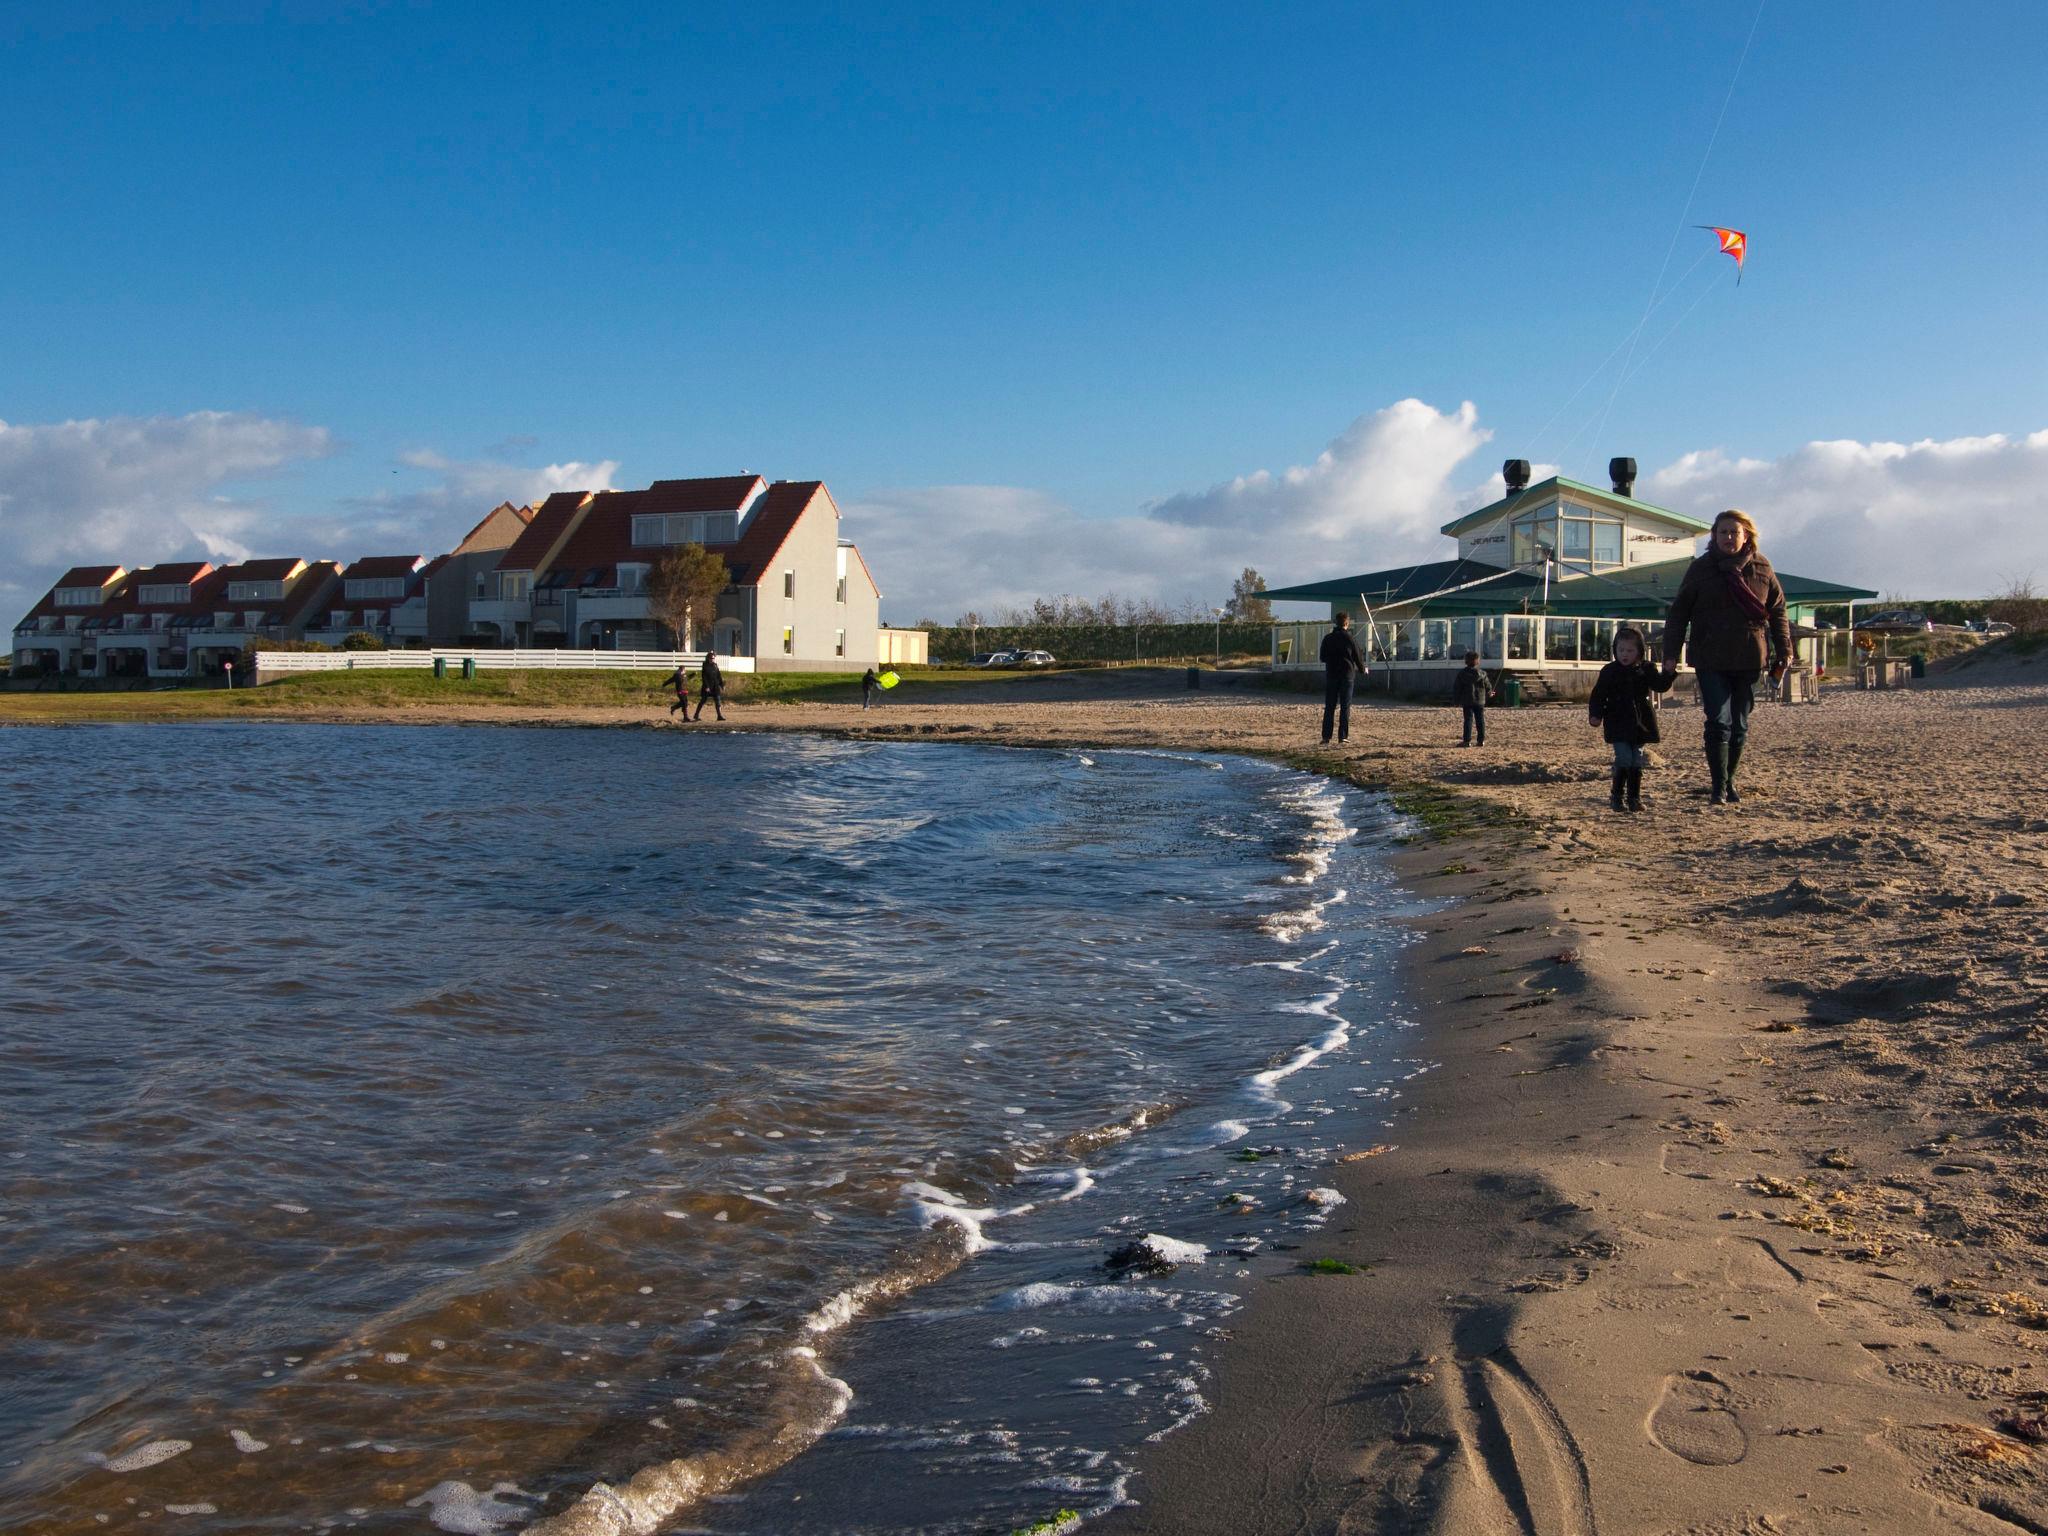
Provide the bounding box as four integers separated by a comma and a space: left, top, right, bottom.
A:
692, 654, 725, 721
860, 667, 879, 710
1317, 612, 1370, 745
1451, 650, 1496, 746
1661, 508, 1791, 805
665, 664, 690, 718
1588, 625, 1674, 812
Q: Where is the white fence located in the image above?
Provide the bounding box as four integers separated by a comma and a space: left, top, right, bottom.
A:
255, 648, 757, 682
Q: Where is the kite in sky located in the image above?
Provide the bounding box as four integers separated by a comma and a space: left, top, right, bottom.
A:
1699, 225, 1747, 283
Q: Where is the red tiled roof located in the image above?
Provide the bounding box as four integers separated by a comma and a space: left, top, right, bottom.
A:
497, 491, 590, 571
277, 562, 342, 628
53, 565, 124, 589
537, 476, 768, 585
727, 481, 825, 585
216, 556, 306, 582
340, 554, 425, 580
129, 561, 211, 587
419, 553, 452, 580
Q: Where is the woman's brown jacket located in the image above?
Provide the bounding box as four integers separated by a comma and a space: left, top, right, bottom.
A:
1662, 548, 1791, 673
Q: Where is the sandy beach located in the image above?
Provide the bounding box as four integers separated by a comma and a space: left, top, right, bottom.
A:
12, 663, 2048, 1532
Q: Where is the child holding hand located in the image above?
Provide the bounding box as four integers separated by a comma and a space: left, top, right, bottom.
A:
1587, 625, 1673, 812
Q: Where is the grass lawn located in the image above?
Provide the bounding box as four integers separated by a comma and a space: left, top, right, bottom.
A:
0, 665, 1021, 723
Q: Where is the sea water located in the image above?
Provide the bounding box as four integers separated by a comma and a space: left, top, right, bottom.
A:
0, 726, 1427, 1534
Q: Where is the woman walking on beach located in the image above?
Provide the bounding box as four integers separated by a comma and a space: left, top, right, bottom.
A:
692, 653, 725, 721
1588, 625, 1672, 811
1661, 508, 1790, 805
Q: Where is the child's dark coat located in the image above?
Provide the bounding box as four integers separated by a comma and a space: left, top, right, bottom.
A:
1588, 659, 1674, 744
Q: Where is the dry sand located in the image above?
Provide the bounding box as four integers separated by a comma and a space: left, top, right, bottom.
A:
52, 671, 2048, 1532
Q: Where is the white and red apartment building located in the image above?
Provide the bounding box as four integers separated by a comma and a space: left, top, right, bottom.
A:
470, 474, 881, 668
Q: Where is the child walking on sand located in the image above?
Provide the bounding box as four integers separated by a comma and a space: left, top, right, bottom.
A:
1587, 625, 1673, 812
1451, 650, 1496, 746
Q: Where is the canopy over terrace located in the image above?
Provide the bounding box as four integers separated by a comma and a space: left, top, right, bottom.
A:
1265, 558, 1877, 674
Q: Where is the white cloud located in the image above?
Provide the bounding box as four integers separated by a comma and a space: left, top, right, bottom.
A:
0, 418, 619, 614
329, 449, 619, 554
1645, 430, 2048, 598
850, 398, 1494, 621
0, 411, 332, 612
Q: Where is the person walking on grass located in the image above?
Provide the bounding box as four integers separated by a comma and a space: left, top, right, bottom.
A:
692, 652, 725, 721
861, 667, 879, 710
665, 662, 690, 719
1451, 650, 1496, 746
1318, 612, 1370, 746
1588, 625, 1673, 812
1661, 508, 1790, 805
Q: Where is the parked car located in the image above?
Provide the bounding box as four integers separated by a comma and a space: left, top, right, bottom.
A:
1965, 618, 2016, 635
1014, 650, 1056, 666
981, 650, 1021, 667
1854, 610, 1934, 633
965, 652, 997, 667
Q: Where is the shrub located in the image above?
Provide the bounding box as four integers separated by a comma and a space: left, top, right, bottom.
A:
1987, 576, 2048, 636
339, 631, 387, 651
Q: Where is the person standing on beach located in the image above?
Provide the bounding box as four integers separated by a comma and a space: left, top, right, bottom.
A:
665, 662, 690, 719
861, 667, 879, 710
1588, 625, 1673, 811
1661, 508, 1790, 805
1451, 650, 1495, 746
1318, 612, 1369, 745
692, 653, 725, 721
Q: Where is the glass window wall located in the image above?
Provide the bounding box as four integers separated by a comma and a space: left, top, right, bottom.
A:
1506, 616, 1536, 660
1422, 619, 1451, 661
1544, 618, 1579, 661
1395, 622, 1419, 661
1479, 617, 1503, 660
1583, 620, 1615, 662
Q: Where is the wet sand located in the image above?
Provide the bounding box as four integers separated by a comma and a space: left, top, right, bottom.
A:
32, 670, 2048, 1531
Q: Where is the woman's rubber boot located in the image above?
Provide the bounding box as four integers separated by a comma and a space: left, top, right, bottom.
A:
1626, 768, 1643, 812
1707, 742, 1728, 805
1610, 770, 1627, 812
1724, 741, 1744, 803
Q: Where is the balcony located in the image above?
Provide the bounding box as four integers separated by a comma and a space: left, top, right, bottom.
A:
572, 591, 650, 623
470, 598, 531, 625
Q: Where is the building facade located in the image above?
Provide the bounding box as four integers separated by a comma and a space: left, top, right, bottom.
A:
466, 474, 881, 669
1267, 465, 1878, 696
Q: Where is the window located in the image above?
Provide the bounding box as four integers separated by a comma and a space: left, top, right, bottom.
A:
500, 572, 531, 601
55, 587, 104, 606
1544, 618, 1579, 661
617, 564, 649, 595
1394, 622, 1418, 661
782, 626, 794, 655
214, 611, 234, 630
1583, 620, 1615, 662
1422, 620, 1451, 661
1506, 616, 1536, 660
836, 576, 847, 604
632, 512, 739, 547
345, 576, 406, 600
1479, 617, 1504, 661
475, 572, 488, 599
783, 570, 795, 599
1450, 617, 1477, 659
228, 580, 284, 601
139, 583, 189, 605
1593, 522, 1622, 565
835, 628, 845, 657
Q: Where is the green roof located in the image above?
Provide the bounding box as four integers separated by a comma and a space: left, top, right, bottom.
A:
1439, 476, 1712, 538
1268, 555, 1876, 619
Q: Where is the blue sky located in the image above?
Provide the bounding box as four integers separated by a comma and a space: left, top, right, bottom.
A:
5, 0, 2046, 617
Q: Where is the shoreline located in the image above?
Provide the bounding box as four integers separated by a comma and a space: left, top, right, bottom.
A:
16, 683, 2048, 1530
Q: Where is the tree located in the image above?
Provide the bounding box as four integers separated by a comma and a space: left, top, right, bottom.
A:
1988, 574, 2046, 635
1226, 568, 1272, 623
646, 544, 731, 650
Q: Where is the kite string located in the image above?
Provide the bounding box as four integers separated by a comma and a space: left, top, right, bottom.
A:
1586, 0, 1768, 478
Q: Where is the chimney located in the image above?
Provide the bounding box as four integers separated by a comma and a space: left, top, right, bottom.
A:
1609, 457, 1637, 497
1503, 459, 1531, 493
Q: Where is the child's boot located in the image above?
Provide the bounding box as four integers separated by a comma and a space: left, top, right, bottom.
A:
1610, 770, 1627, 811
1626, 767, 1643, 811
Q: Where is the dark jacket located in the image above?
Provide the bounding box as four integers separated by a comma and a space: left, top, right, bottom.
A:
1319, 628, 1367, 677
1451, 666, 1492, 708
860, 668, 878, 694
666, 666, 688, 696
1663, 548, 1791, 674
698, 657, 722, 696
1588, 659, 1674, 744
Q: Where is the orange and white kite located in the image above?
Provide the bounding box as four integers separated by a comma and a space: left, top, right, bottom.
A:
1698, 225, 1747, 283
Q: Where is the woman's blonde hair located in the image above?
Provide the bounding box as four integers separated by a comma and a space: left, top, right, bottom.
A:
1712, 508, 1758, 554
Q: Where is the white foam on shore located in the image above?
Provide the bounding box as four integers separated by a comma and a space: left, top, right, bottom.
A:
404, 1480, 535, 1534
228, 1428, 267, 1453
1137, 1233, 1208, 1266
96, 1439, 191, 1472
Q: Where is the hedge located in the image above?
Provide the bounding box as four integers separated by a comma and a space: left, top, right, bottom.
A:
924, 622, 1272, 663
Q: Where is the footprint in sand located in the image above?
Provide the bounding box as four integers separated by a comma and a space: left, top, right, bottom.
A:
1720, 1234, 1805, 1294
1648, 1369, 1749, 1466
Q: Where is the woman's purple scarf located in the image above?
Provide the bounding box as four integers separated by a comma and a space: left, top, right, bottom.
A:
1715, 548, 1771, 624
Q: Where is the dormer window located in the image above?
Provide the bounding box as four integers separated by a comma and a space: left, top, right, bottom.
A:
139, 583, 191, 605
345, 576, 407, 601
55, 587, 104, 607
632, 512, 739, 547
228, 579, 284, 602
